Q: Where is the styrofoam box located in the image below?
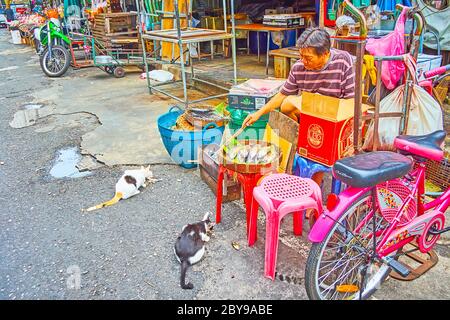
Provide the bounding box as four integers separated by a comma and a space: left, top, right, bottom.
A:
10, 30, 22, 44
417, 53, 442, 80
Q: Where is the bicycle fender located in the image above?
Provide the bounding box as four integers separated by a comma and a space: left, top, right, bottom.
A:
308, 187, 370, 243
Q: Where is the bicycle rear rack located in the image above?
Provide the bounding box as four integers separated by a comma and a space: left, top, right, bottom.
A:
389, 241, 438, 281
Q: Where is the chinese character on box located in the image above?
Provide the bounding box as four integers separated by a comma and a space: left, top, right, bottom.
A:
298, 92, 369, 167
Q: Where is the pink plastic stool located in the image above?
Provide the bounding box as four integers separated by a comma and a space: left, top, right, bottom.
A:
251, 174, 323, 280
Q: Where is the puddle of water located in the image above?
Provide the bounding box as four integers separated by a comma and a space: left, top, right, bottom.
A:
23, 104, 43, 110
9, 109, 40, 128
50, 147, 92, 179
9, 107, 51, 128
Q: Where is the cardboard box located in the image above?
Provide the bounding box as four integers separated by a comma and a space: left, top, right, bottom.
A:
263, 13, 306, 28
265, 9, 277, 15
297, 92, 368, 167
417, 53, 442, 81
228, 79, 285, 110
284, 7, 294, 14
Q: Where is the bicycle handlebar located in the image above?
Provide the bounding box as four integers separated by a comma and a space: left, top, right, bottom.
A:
395, 4, 424, 37
424, 65, 450, 79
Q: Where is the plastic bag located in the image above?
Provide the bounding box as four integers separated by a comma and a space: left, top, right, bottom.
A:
365, 7, 408, 90
140, 70, 174, 82
363, 80, 444, 151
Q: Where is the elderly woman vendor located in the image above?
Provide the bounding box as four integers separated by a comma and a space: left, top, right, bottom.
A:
242, 27, 355, 126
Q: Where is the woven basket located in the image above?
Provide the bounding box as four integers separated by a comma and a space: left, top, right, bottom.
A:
425, 155, 450, 191
433, 74, 450, 106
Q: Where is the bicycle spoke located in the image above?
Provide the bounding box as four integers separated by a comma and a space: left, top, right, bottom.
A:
318, 250, 365, 285
318, 250, 366, 284
311, 191, 395, 300
322, 255, 366, 300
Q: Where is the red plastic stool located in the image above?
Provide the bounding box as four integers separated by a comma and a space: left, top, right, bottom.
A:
216, 165, 263, 240
252, 174, 323, 280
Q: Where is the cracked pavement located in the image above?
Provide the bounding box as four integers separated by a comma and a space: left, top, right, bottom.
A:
0, 29, 449, 300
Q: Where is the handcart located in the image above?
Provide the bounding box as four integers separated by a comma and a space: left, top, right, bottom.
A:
87, 34, 152, 78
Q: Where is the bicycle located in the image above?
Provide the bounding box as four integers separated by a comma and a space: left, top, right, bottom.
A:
304, 130, 449, 300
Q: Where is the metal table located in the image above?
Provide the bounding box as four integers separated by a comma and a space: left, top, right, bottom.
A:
136, 0, 238, 109
234, 21, 312, 75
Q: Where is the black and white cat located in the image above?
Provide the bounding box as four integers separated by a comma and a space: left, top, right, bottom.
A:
174, 212, 214, 290
84, 166, 157, 212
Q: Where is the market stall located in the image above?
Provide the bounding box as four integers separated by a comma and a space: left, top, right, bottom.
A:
148, 0, 449, 300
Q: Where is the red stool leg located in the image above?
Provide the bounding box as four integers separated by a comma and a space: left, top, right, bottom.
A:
247, 174, 261, 245
248, 196, 259, 246
241, 176, 253, 235
293, 211, 303, 236
215, 166, 225, 224
264, 213, 281, 280
248, 187, 259, 246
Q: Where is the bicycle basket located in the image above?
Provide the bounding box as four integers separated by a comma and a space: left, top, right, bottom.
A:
424, 156, 450, 191
377, 179, 417, 226
433, 74, 450, 106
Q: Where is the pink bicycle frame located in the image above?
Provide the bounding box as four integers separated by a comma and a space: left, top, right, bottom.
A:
309, 163, 450, 257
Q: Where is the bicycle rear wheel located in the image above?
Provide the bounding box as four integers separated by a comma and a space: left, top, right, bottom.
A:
305, 191, 392, 300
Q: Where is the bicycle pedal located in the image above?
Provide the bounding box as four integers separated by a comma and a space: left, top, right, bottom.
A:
387, 259, 410, 278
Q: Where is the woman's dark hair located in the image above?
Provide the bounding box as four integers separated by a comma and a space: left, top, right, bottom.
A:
296, 27, 331, 56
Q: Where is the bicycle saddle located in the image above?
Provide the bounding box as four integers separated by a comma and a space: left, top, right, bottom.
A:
333, 151, 413, 188
394, 130, 445, 162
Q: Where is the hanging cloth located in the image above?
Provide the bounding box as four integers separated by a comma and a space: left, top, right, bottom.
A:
417, 0, 450, 51
365, 7, 408, 90
362, 54, 377, 86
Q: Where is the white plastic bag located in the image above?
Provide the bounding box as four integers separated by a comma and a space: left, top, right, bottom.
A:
140, 70, 174, 82
363, 55, 444, 151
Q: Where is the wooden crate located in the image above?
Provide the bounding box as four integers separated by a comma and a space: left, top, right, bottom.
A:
92, 12, 138, 48
199, 166, 241, 203
199, 144, 241, 203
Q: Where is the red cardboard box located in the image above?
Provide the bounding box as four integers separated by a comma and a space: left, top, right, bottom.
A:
297, 92, 368, 167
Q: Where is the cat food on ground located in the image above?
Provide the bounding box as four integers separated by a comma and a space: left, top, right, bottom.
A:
231, 241, 240, 251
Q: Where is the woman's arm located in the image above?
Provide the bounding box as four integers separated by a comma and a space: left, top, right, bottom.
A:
241, 92, 287, 127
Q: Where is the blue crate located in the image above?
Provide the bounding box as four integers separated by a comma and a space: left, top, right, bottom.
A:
157, 106, 224, 169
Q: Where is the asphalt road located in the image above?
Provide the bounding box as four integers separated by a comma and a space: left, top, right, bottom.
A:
0, 30, 311, 300
1, 29, 449, 300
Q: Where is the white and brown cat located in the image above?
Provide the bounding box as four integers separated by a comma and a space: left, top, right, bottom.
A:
174, 212, 214, 289
84, 166, 157, 212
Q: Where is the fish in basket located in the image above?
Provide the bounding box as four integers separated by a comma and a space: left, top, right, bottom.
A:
218, 140, 282, 174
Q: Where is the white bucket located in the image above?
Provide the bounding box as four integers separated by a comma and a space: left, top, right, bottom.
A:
10, 30, 22, 44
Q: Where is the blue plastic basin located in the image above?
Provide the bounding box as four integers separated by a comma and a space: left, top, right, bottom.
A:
157, 106, 224, 169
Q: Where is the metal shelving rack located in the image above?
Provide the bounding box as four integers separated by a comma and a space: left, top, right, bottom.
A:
135, 0, 238, 109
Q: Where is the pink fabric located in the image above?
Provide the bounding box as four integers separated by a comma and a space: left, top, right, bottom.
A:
365, 8, 409, 89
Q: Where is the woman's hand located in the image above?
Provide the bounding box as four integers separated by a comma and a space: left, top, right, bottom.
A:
241, 111, 261, 128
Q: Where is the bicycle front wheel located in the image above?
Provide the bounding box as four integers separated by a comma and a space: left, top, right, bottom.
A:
305, 191, 391, 300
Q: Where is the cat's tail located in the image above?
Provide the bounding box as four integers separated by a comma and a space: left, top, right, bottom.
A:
180, 260, 194, 290
84, 192, 123, 212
